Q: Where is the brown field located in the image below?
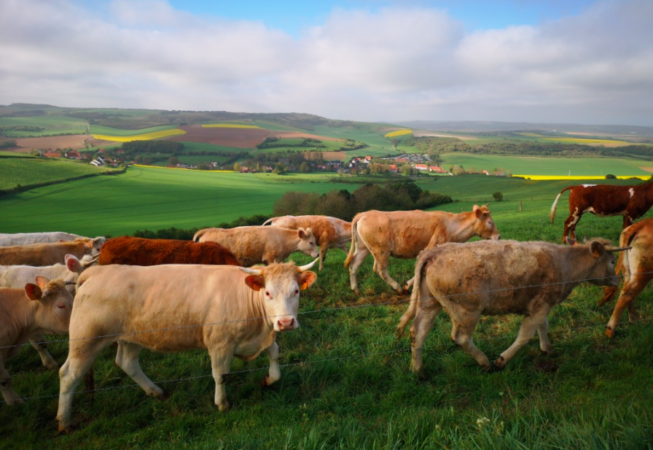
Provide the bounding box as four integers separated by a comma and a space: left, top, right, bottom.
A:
11, 134, 100, 152
639, 167, 653, 173
304, 151, 346, 161
412, 131, 478, 140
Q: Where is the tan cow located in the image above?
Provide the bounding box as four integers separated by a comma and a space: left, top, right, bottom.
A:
597, 218, 653, 338
193, 226, 319, 266
0, 239, 101, 267
1, 278, 74, 404
263, 215, 351, 271
0, 232, 104, 247
56, 260, 318, 432
397, 239, 621, 376
0, 254, 98, 294
344, 205, 501, 294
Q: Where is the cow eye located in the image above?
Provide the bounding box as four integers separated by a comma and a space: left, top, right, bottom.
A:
265, 291, 271, 297
56, 303, 66, 309
294, 289, 299, 295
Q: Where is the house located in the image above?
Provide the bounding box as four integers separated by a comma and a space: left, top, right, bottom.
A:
429, 165, 448, 173
64, 150, 81, 159
414, 164, 428, 171
43, 152, 60, 158
90, 156, 106, 167
388, 164, 398, 173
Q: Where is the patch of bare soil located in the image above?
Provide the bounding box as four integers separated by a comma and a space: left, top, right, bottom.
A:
14, 135, 95, 151
639, 167, 653, 173
315, 151, 346, 161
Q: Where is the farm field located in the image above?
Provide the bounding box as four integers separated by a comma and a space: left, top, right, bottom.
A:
1, 167, 653, 448
0, 157, 120, 191
0, 115, 88, 137
88, 125, 178, 136
440, 153, 652, 176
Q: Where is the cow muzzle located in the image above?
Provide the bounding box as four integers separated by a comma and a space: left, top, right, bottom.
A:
276, 317, 297, 331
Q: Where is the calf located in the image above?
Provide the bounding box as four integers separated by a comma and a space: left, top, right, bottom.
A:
0, 278, 74, 404
263, 215, 351, 271
98, 236, 240, 266
597, 218, 653, 337
550, 182, 653, 242
397, 239, 622, 375
344, 205, 500, 295
0, 232, 100, 247
56, 259, 318, 432
193, 226, 319, 266
0, 239, 100, 266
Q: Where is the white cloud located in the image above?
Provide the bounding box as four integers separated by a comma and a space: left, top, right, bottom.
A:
0, 0, 651, 124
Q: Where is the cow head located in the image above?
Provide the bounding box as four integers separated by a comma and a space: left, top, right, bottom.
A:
472, 205, 501, 240
24, 276, 74, 334
240, 259, 318, 332
63, 254, 99, 294
575, 239, 623, 287
296, 227, 319, 259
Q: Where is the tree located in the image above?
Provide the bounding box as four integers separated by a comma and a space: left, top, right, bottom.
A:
299, 161, 310, 173
273, 163, 286, 175
493, 192, 503, 202
168, 156, 179, 166
233, 162, 241, 172
605, 174, 617, 179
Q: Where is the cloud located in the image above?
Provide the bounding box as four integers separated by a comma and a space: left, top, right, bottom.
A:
0, 0, 651, 125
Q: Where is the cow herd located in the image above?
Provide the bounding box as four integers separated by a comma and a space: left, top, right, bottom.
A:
1, 185, 651, 433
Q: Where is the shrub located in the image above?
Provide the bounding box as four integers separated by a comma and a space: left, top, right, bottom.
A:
493, 192, 504, 202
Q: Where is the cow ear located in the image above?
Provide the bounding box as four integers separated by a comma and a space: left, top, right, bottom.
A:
475, 207, 482, 219
66, 255, 83, 273
25, 283, 43, 301
298, 271, 317, 290
298, 228, 306, 239
35, 276, 49, 289
245, 275, 265, 291
566, 236, 577, 246
590, 241, 606, 258
86, 240, 93, 248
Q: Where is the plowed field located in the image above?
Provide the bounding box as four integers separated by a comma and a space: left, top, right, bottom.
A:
11, 134, 106, 151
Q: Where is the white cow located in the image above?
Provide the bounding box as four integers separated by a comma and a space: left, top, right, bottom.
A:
57, 259, 318, 432
0, 232, 104, 247
0, 254, 98, 294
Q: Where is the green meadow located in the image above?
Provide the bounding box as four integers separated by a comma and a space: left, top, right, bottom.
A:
2, 165, 653, 449
0, 116, 88, 137
89, 124, 179, 136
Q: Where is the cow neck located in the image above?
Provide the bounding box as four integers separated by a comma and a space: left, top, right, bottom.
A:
245, 289, 273, 332
562, 245, 599, 294
446, 211, 478, 242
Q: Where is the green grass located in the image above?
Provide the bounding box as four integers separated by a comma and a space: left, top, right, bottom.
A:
0, 115, 88, 137
0, 157, 118, 191
440, 153, 651, 176
177, 142, 246, 154
2, 168, 653, 448
89, 125, 178, 136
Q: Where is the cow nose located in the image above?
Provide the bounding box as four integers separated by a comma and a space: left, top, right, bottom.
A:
277, 318, 295, 331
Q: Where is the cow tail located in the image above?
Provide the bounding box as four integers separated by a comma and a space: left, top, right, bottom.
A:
396, 252, 430, 339
343, 217, 359, 269
549, 186, 573, 224
193, 229, 207, 243
262, 218, 275, 226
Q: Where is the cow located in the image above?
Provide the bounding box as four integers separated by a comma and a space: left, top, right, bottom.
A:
596, 218, 652, 338
396, 238, 623, 376
193, 226, 319, 266
0, 239, 101, 267
549, 182, 653, 242
344, 205, 501, 295
0, 254, 98, 295
98, 236, 240, 266
56, 259, 318, 432
263, 215, 351, 271
1, 277, 74, 405
0, 232, 104, 248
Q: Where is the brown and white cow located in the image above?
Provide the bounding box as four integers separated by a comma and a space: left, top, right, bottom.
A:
597, 218, 653, 338
98, 236, 240, 266
263, 215, 351, 271
193, 226, 319, 266
397, 239, 622, 375
1, 278, 74, 404
550, 182, 653, 242
56, 260, 318, 432
344, 206, 501, 295
0, 232, 102, 247
0, 239, 101, 267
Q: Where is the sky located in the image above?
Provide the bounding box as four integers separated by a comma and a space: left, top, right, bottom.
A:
0, 0, 651, 126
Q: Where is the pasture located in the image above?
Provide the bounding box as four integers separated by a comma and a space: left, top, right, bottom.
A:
0, 116, 88, 137
1, 168, 653, 448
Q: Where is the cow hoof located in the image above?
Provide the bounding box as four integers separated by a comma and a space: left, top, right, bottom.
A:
417, 370, 429, 382
353, 290, 360, 296
158, 391, 170, 401
217, 402, 231, 412
45, 362, 59, 371
400, 287, 410, 295
540, 348, 554, 356
58, 424, 74, 434
605, 327, 615, 339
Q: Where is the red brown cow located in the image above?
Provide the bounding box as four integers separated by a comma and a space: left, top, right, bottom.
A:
597, 218, 653, 337
98, 236, 239, 266
550, 182, 653, 242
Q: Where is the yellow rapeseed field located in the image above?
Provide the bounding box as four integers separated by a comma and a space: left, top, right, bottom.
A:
93, 129, 186, 142
514, 174, 649, 181
202, 124, 260, 129
384, 129, 412, 138
543, 137, 631, 145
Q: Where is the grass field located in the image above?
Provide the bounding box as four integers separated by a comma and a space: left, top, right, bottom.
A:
1, 167, 653, 449
440, 153, 651, 176
0, 116, 88, 137
88, 125, 178, 136
0, 157, 118, 191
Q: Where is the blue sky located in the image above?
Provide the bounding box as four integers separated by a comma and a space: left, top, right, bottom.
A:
1, 0, 651, 125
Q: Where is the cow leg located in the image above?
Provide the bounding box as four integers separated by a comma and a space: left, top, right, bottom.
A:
57, 339, 108, 432
319, 245, 327, 271
115, 341, 164, 398
348, 246, 370, 295
495, 312, 546, 369
29, 333, 59, 370
371, 250, 403, 293
209, 349, 233, 411
450, 316, 489, 370
606, 276, 650, 338
261, 341, 280, 387
410, 301, 442, 375
537, 317, 553, 354
563, 208, 582, 242
0, 361, 23, 405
